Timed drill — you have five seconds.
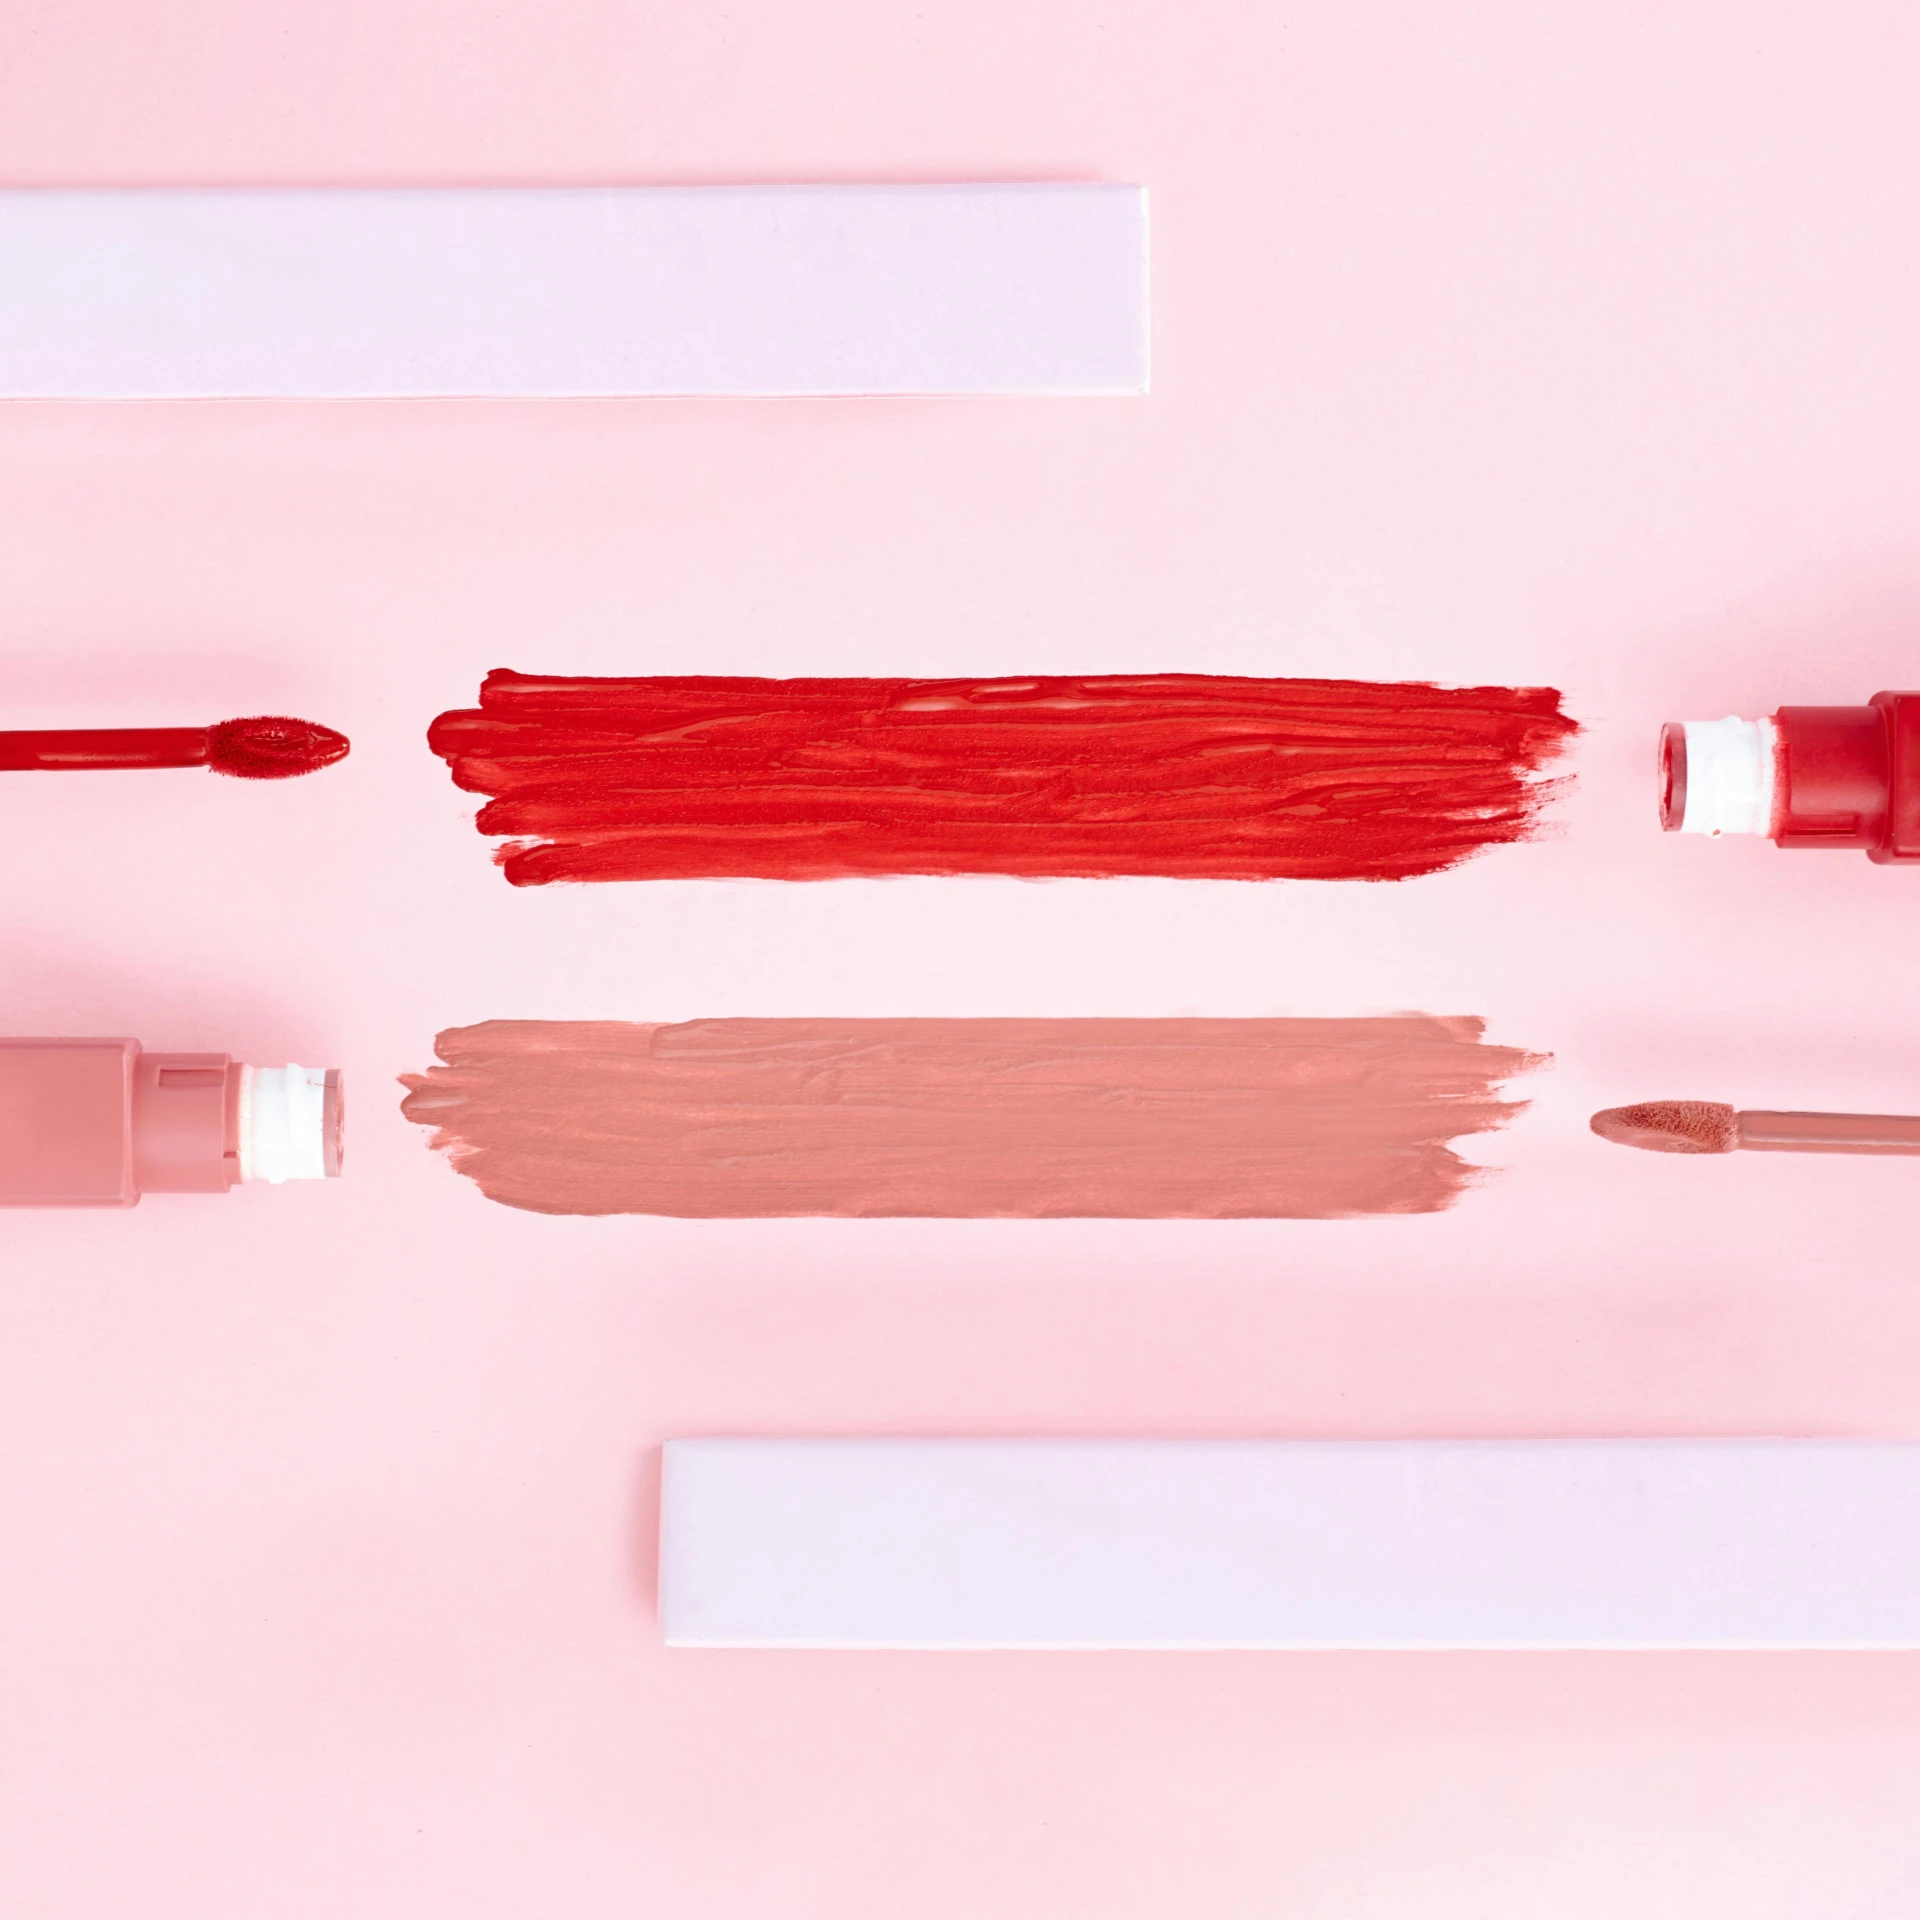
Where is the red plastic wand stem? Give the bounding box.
[0,727,210,771]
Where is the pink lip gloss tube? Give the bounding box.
[0,1039,343,1206]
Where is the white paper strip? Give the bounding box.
[0,185,1148,397]
[660,1438,1920,1649]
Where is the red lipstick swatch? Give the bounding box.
[429,671,1576,885]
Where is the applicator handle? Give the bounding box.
[0,727,208,771]
[1739,1110,1920,1154]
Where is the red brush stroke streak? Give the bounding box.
[428,671,1577,885]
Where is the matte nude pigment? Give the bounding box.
[399,1016,1539,1218]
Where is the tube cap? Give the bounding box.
[1661,717,1775,836]
[241,1064,344,1183]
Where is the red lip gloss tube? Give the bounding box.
[0,1040,343,1206]
[1659,693,1920,863]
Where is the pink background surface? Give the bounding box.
[4,2,1920,1913]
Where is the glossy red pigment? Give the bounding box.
[0,716,348,779]
[429,671,1577,885]
[203,716,350,780]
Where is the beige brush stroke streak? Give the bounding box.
[399,1017,1540,1219]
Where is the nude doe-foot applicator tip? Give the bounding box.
[1590,1101,1740,1155]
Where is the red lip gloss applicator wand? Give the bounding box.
[0,715,349,779]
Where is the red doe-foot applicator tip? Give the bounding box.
[203,716,351,779]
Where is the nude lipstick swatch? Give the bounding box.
[399,1016,1540,1218]
[428,671,1576,886]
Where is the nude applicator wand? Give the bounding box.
[0,715,349,779]
[1592,1101,1920,1156]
